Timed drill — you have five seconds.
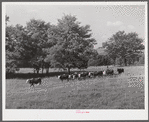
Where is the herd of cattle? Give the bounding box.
[58,68,124,82]
[26,68,124,87]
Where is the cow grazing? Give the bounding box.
[88,71,97,78]
[72,73,78,80]
[58,74,69,82]
[117,68,124,74]
[88,72,94,78]
[92,71,98,77]
[88,71,103,78]
[26,78,42,87]
[103,70,106,75]
[68,74,74,80]
[83,72,89,78]
[78,72,88,80]
[93,71,101,77]
[97,71,103,77]
[106,69,114,75]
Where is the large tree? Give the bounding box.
[6,15,26,73]
[6,18,52,74]
[6,24,32,73]
[104,31,144,66]
[46,15,97,74]
[25,19,51,73]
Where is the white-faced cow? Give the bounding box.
[78,72,89,80]
[88,72,94,78]
[26,78,42,87]
[72,72,79,80]
[58,74,69,82]
[103,70,106,76]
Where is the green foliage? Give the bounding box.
[6,22,26,73]
[23,19,52,73]
[104,31,144,66]
[139,54,144,64]
[6,14,144,74]
[88,54,112,66]
[46,15,97,72]
[6,15,97,74]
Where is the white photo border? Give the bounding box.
[2,1,148,121]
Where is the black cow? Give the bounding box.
[97,71,103,77]
[26,78,42,87]
[83,72,89,77]
[78,72,88,80]
[106,69,114,75]
[89,71,103,78]
[117,68,124,74]
[58,74,69,82]
[92,71,99,78]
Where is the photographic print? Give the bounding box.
[2,1,148,121]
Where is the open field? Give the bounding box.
[6,66,145,109]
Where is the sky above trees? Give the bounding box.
[5,2,146,48]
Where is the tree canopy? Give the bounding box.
[45,15,97,73]
[6,15,144,74]
[6,14,97,74]
[104,31,144,66]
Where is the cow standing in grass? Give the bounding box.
[68,74,74,80]
[26,78,42,87]
[58,74,69,82]
[72,72,79,80]
[78,72,89,80]
[88,72,94,78]
[98,71,103,77]
[92,71,103,77]
[93,71,102,78]
[88,71,103,78]
[117,68,124,74]
[106,69,114,75]
[103,70,106,76]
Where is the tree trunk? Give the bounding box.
[132,58,135,65]
[42,67,44,74]
[119,58,122,66]
[127,58,130,65]
[46,68,49,74]
[33,69,35,74]
[68,67,70,74]
[114,58,116,66]
[124,58,127,66]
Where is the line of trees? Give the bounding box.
[6,14,97,74]
[6,14,144,75]
[88,31,144,67]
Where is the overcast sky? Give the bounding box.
[5,2,146,48]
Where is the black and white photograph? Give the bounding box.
[2,1,148,121]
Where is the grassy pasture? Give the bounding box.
[6,66,145,109]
